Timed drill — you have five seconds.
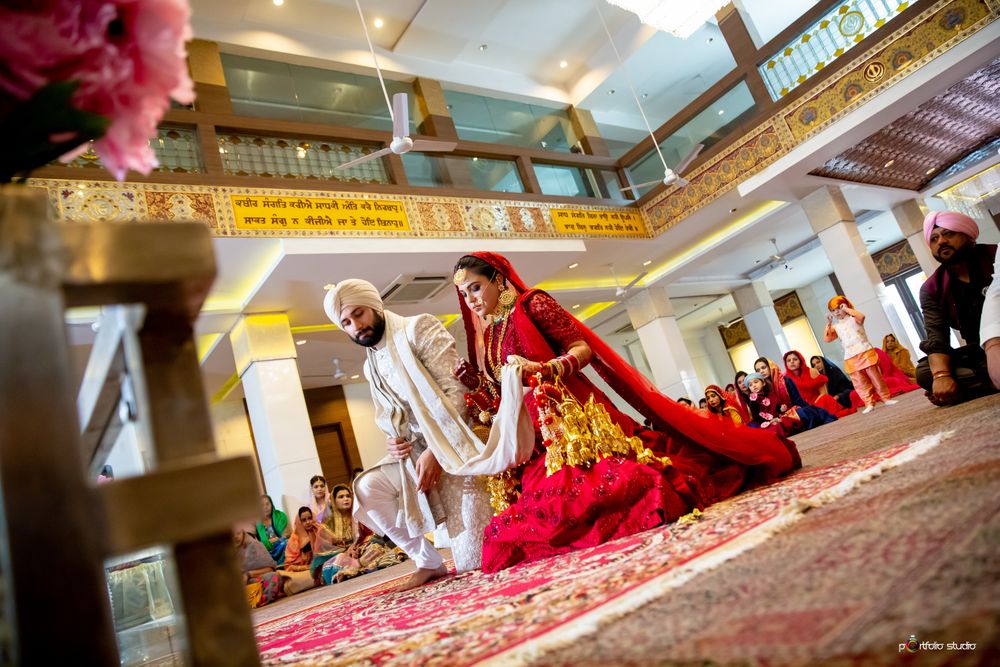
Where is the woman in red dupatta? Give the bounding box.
[453,252,800,572]
[782,350,853,417]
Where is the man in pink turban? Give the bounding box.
[916,210,997,405]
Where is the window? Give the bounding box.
[627,81,757,197]
[443,90,578,152]
[221,54,417,131]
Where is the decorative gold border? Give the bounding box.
[31,179,651,241]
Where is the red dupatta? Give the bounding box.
[783,351,828,402]
[457,252,798,478]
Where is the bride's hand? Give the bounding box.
[453,359,480,388]
[520,361,544,383]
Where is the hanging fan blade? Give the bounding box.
[674,143,704,175]
[392,92,408,138]
[410,139,458,152]
[620,179,665,193]
[675,176,689,187]
[622,271,647,291]
[334,146,393,170]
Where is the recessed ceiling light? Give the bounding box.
[559,60,568,69]
[884,159,895,168]
[323,284,335,290]
[350,374,360,380]
[373,17,384,28]
[641,93,649,99]
[717,109,725,115]
[572,304,581,309]
[729,207,737,213]
[926,167,935,175]
[479,44,488,52]
[643,260,652,266]
[295,339,307,346]
[472,156,478,161]
[568,263,579,269]
[273,0,283,5]
[608,89,616,95]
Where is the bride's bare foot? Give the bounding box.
[397,564,448,591]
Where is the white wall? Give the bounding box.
[342,382,387,469]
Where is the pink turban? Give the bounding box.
[923,210,979,245]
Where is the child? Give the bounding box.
[744,373,799,437]
[824,296,898,414]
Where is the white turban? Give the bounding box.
[323,279,384,324]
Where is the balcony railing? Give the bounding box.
[759,0,912,100]
[217,133,388,184]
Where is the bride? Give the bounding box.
[452,252,801,572]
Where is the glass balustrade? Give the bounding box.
[759,0,912,100]
[217,133,389,184]
[59,126,204,174]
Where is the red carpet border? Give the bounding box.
[254,432,947,666]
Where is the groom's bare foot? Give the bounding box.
[397,564,448,591]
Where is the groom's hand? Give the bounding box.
[386,436,412,460]
[415,449,443,492]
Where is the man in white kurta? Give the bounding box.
[324,279,494,589]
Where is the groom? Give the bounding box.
[324,279,492,590]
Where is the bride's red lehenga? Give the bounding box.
[459,253,801,573]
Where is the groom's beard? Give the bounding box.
[352,313,386,348]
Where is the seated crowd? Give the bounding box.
[234,475,408,608]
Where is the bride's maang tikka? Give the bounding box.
[453,268,468,285]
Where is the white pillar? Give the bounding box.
[796,277,844,365]
[733,281,789,363]
[891,199,939,277]
[230,313,321,518]
[625,287,700,400]
[803,186,910,346]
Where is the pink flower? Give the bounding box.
[0,0,194,180]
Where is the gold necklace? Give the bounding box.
[485,310,510,382]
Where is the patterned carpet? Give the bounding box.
[251,391,1000,665]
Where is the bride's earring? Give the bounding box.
[497,280,516,308]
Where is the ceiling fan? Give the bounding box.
[592,0,702,196]
[303,357,348,382]
[335,1,456,171]
[621,143,703,193]
[609,264,648,301]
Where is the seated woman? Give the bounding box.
[875,347,920,396]
[782,350,853,417]
[307,475,335,530]
[284,507,340,586]
[882,333,917,382]
[452,252,800,572]
[704,384,747,424]
[809,356,854,409]
[255,494,291,565]
[232,527,284,608]
[753,357,837,428]
[319,485,407,585]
